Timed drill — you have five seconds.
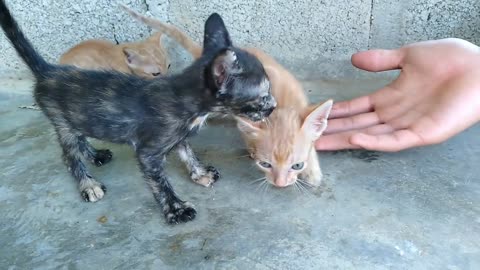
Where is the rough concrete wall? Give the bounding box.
[0,0,479,79]
[0,0,149,75]
[370,0,480,49]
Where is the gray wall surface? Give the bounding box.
[0,0,479,79]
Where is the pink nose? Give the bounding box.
[273,179,289,188]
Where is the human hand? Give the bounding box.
[316,38,480,152]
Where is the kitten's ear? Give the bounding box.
[236,117,262,137]
[301,99,333,140]
[123,48,145,68]
[211,49,242,94]
[203,13,232,54]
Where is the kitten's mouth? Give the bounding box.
[246,113,263,122]
[243,107,275,122]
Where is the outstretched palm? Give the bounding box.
[316,38,480,152]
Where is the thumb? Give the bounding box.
[351,49,405,72]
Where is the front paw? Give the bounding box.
[93,149,113,167]
[80,178,106,202]
[164,201,197,224]
[191,165,220,187]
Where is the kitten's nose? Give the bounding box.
[274,181,288,188]
[272,168,293,187]
[273,174,289,188]
[261,96,276,117]
[266,95,277,109]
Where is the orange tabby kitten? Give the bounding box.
[19,30,170,110]
[121,5,333,188]
[59,32,169,78]
[236,51,333,188]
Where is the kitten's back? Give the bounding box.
[59,40,129,72]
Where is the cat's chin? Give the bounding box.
[237,112,264,122]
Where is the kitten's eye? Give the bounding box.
[291,162,304,170]
[258,161,272,169]
[168,64,171,69]
[152,72,161,76]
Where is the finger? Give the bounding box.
[325,112,381,134]
[329,96,373,119]
[316,125,392,151]
[350,129,424,152]
[315,133,361,151]
[351,49,405,72]
[364,124,395,135]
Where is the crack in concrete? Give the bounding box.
[142,0,150,12]
[367,0,374,49]
[112,23,119,45]
[166,0,171,23]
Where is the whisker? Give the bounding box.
[253,176,267,182]
[296,180,307,196]
[293,182,301,194]
[264,117,271,128]
[256,179,267,196]
[250,176,267,185]
[297,179,314,197]
[298,179,314,188]
[261,181,270,197]
[254,180,266,193]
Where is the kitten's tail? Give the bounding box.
[0,0,50,76]
[120,4,202,59]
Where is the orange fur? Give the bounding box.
[236,51,332,187]
[121,6,333,187]
[59,32,169,78]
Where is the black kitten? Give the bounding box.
[0,1,276,224]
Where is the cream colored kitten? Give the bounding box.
[122,6,333,188]
[60,32,169,78]
[236,48,333,188]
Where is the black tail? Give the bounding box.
[0,0,50,76]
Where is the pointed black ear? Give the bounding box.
[211,49,242,94]
[203,13,232,53]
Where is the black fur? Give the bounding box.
[0,1,276,224]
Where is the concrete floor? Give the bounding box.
[1,77,479,270]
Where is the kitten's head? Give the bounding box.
[202,13,276,122]
[236,100,333,187]
[122,32,170,78]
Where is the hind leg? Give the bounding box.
[77,135,113,167]
[55,125,106,202]
[176,140,219,187]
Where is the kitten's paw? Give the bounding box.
[93,149,113,167]
[80,178,106,202]
[206,165,220,182]
[164,201,197,224]
[191,165,220,187]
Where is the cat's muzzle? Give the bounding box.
[243,95,277,121]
